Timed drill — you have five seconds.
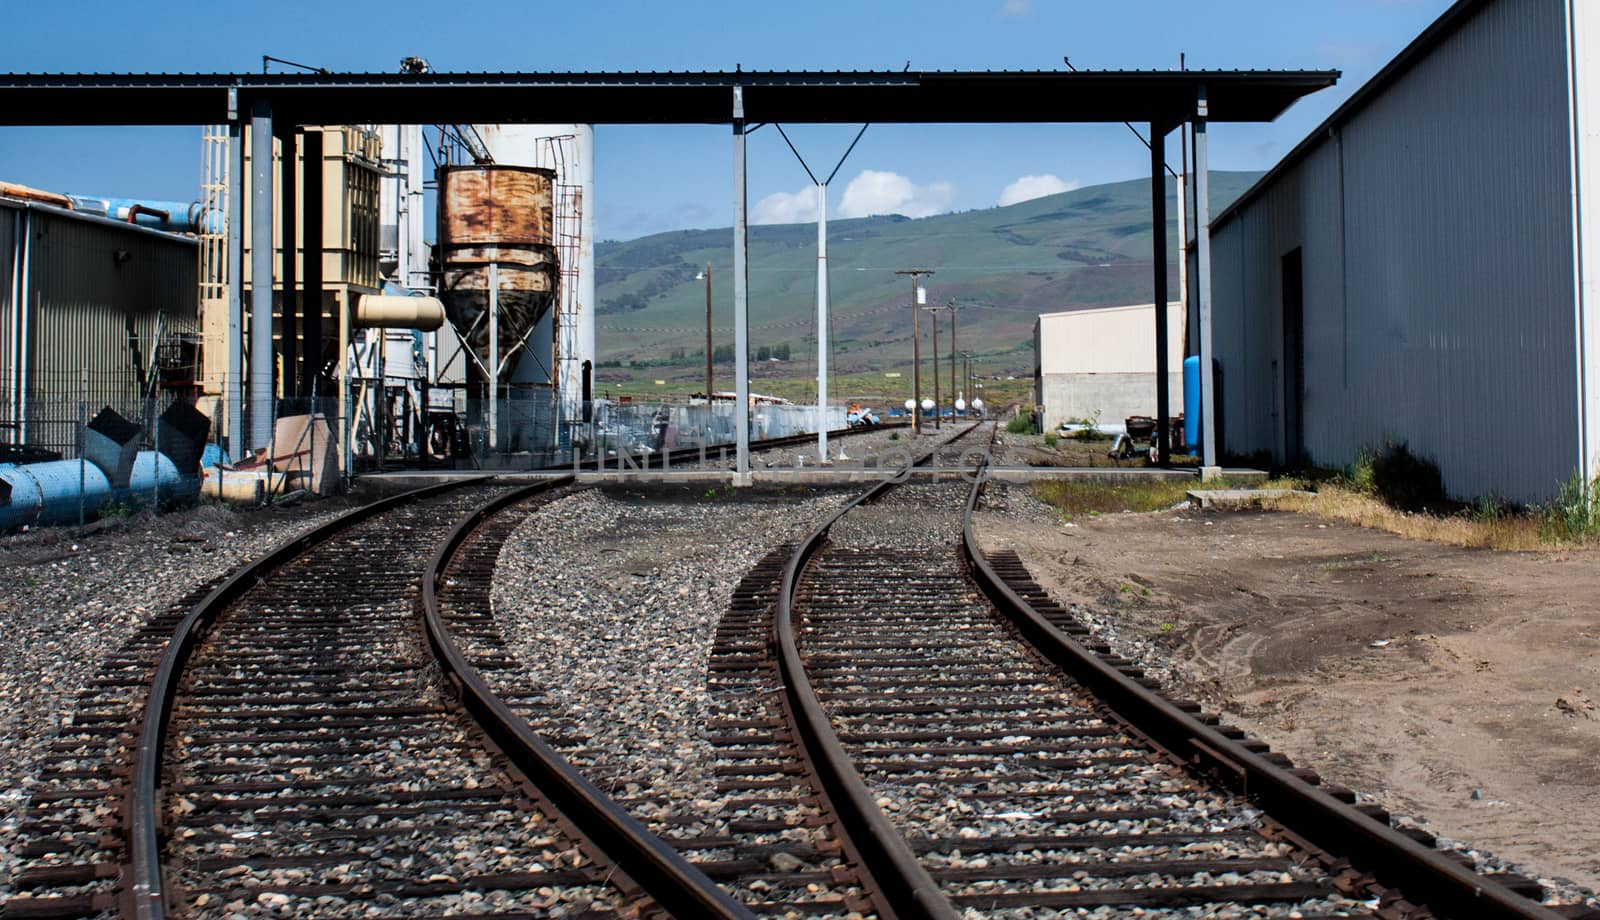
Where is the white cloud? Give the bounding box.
[751,186,821,225]
[998,173,1081,207]
[999,0,1032,16]
[837,170,957,219]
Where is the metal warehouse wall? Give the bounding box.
[1,209,14,444]
[1211,0,1578,503]
[1571,2,1600,493]
[1,201,198,456]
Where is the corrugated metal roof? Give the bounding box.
[0,69,1338,127]
[0,198,199,245]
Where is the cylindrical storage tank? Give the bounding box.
[436,165,559,381]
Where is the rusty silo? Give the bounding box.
[435,165,559,384]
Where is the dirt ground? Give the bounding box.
[978,498,1600,896]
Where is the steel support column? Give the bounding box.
[227,118,244,455]
[278,125,298,400]
[1151,122,1170,465]
[249,99,274,450]
[732,86,751,483]
[816,183,829,461]
[302,128,324,399]
[1195,87,1218,470]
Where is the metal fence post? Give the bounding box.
[77,368,86,530]
[152,394,161,513]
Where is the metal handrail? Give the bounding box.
[419,479,754,920]
[959,463,1561,920]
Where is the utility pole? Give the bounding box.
[895,269,933,434]
[703,262,713,405]
[926,303,942,431]
[948,300,958,409]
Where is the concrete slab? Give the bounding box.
[365,466,1271,490]
[1187,488,1314,510]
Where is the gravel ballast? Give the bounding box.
[490,485,848,804]
[0,499,354,893]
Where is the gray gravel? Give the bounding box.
[490,484,849,810]
[0,500,351,893]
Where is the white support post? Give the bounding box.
[1196,85,1220,475]
[249,99,274,450]
[816,182,829,461]
[732,86,751,484]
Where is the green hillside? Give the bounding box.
[594,171,1259,399]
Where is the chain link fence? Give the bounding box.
[2,371,847,528]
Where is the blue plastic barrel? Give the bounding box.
[1184,356,1201,456]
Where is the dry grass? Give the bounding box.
[1033,476,1247,519]
[1034,475,1563,552]
[1259,484,1551,551]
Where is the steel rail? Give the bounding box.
[124,476,495,920]
[958,461,1563,920]
[557,420,910,472]
[771,421,983,920]
[419,479,755,920]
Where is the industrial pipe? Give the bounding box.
[0,181,71,208]
[355,293,446,330]
[0,451,196,531]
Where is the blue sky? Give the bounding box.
[0,0,1454,241]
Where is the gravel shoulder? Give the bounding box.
[490,484,852,812]
[974,482,1600,902]
[0,495,366,889]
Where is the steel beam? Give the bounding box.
[278,125,298,400]
[227,119,244,455]
[732,86,750,483]
[302,128,323,399]
[1151,123,1170,465]
[249,99,274,450]
[1195,87,1218,470]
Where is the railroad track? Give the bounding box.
[4,478,746,919]
[5,419,1581,918]
[753,426,1575,918]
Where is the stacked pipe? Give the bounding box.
[0,404,208,531]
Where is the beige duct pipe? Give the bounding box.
[354,294,446,330]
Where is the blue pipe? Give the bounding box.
[0,451,197,531]
[64,194,224,235]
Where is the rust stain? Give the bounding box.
[438,165,556,248]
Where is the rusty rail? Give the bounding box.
[124,476,494,920]
[419,478,755,920]
[770,422,983,919]
[959,459,1563,920]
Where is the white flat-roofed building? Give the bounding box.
[1033,302,1183,433]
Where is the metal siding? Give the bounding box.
[1211,0,1575,502]
[26,209,198,456]
[0,204,14,444]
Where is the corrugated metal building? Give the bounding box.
[2,199,199,457]
[1034,302,1184,432]
[1209,0,1599,503]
